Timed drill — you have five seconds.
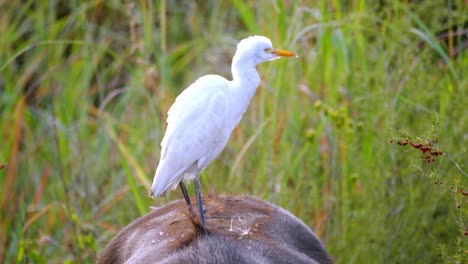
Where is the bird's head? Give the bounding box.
[234,36,298,66]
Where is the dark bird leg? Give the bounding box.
[194,177,206,225]
[179,182,196,219]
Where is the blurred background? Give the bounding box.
[1,0,467,263]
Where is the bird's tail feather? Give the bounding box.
[150,163,187,199]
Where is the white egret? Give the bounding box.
[150,36,298,224]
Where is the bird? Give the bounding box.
[150,36,298,225]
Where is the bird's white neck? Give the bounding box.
[231,57,261,100]
[227,57,261,123]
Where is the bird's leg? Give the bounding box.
[179,182,196,219]
[194,177,206,225]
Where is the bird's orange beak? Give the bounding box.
[271,48,299,58]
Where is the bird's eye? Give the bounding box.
[264,48,271,53]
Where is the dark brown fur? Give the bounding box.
[97,195,332,264]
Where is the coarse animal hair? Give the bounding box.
[97,195,333,264]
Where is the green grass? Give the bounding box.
[1,0,467,263]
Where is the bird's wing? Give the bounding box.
[162,75,231,159]
[152,75,232,195]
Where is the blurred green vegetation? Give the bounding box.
[1,0,467,263]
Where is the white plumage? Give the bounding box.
[152,75,233,195]
[150,36,297,223]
